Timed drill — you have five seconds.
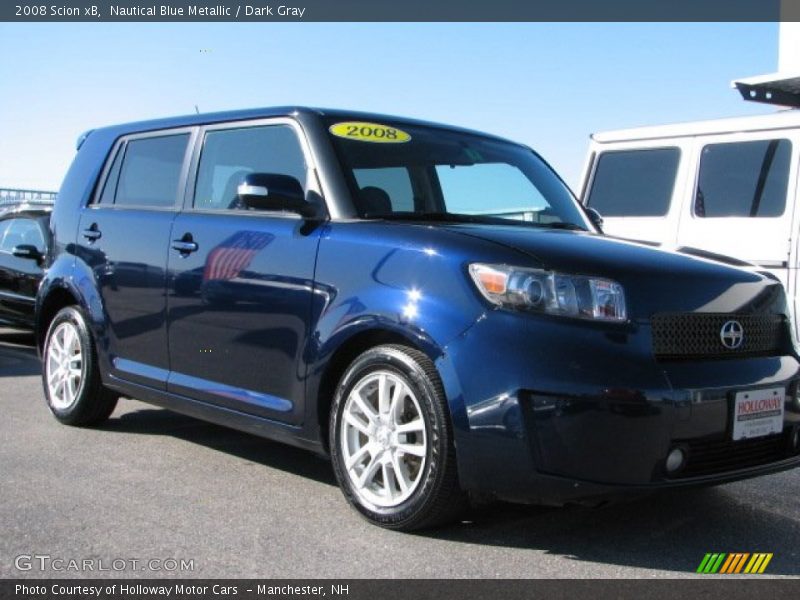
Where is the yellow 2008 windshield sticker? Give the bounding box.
[329,122,411,143]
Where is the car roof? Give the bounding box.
[591,109,800,143]
[0,201,54,219]
[82,106,520,147]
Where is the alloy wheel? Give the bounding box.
[45,321,84,410]
[340,370,428,507]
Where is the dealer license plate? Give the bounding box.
[732,388,784,441]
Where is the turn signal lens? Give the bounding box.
[472,265,508,295]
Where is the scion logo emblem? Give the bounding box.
[720,320,744,350]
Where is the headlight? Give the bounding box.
[468,263,627,322]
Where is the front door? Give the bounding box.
[166,121,323,425]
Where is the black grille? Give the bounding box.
[651,313,786,360]
[669,431,790,479]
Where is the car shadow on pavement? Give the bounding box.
[424,485,800,576]
[104,403,800,576]
[102,407,338,487]
[0,329,40,377]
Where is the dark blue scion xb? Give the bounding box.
[37,107,800,529]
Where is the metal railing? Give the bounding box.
[0,188,57,205]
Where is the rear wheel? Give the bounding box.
[42,306,118,426]
[330,344,466,530]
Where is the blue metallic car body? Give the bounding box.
[37,107,800,505]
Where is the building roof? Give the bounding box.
[733,71,800,108]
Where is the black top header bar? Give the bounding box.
[0,0,791,22]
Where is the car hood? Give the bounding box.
[440,224,786,319]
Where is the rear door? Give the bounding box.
[76,129,194,389]
[165,119,323,425]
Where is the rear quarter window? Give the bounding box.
[96,143,125,205]
[587,147,680,217]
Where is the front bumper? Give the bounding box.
[491,455,800,506]
[437,311,800,504]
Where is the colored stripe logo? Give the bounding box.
[697,553,773,574]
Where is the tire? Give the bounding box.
[42,306,118,426]
[330,344,466,530]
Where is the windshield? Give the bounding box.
[326,118,589,229]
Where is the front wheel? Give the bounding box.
[42,306,118,426]
[330,344,466,530]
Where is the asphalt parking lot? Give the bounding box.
[1,328,798,579]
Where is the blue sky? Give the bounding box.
[0,22,779,191]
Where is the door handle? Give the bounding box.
[82,225,102,241]
[171,239,198,254]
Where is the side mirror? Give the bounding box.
[585,207,604,232]
[236,173,313,217]
[12,244,43,263]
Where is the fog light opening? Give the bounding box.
[665,447,687,474]
[792,428,800,454]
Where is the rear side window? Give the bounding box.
[695,139,791,218]
[114,134,189,208]
[587,148,680,217]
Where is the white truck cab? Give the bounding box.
[580,109,800,337]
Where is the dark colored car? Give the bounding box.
[0,201,52,329]
[37,107,800,530]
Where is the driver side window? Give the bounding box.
[193,124,307,211]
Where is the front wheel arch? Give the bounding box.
[315,327,442,454]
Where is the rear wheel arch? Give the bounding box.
[37,286,79,352]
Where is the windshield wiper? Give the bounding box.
[365,212,498,224]
[533,221,588,231]
[366,212,588,231]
